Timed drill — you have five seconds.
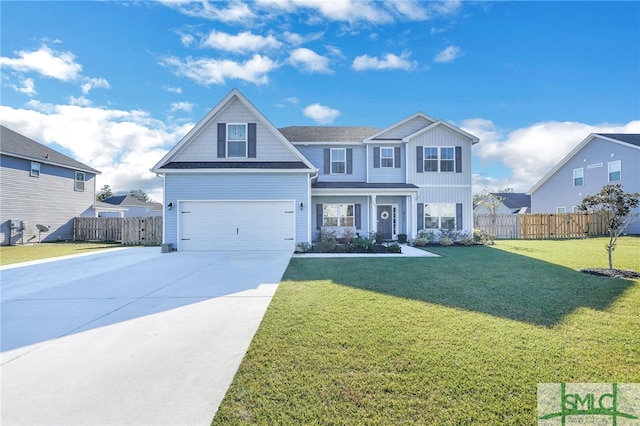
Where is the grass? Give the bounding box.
[0,242,122,266]
[212,237,640,425]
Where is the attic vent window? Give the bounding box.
[31,161,40,177]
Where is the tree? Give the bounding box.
[473,187,514,237]
[128,189,151,202]
[96,184,113,201]
[579,184,640,270]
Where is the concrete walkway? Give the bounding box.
[293,243,440,258]
[1,247,291,426]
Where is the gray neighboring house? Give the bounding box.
[0,125,100,245]
[474,193,531,214]
[528,133,640,234]
[98,195,162,217]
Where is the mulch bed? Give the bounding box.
[580,268,640,279]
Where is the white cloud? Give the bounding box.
[159,54,278,86]
[0,45,82,81]
[163,85,182,94]
[0,103,192,202]
[200,30,282,53]
[160,0,256,23]
[282,31,324,46]
[81,77,110,94]
[10,78,37,96]
[287,96,300,104]
[462,118,640,192]
[288,48,332,73]
[303,103,340,124]
[69,96,92,106]
[180,33,195,47]
[387,0,429,20]
[170,101,194,112]
[434,45,463,63]
[352,50,417,71]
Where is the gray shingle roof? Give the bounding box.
[279,126,381,143]
[596,133,640,147]
[160,161,310,169]
[103,195,162,209]
[0,125,100,173]
[490,193,531,209]
[313,182,419,189]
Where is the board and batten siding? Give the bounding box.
[373,116,433,140]
[531,136,640,234]
[296,145,366,182]
[164,173,311,247]
[173,98,300,163]
[0,155,96,245]
[367,145,405,183]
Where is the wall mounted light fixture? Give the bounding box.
[167,202,173,210]
[299,202,304,211]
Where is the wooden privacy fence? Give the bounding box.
[473,212,609,239]
[74,217,162,245]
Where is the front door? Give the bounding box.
[377,205,393,241]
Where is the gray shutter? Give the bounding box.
[455,146,462,173]
[324,149,330,174]
[456,203,463,230]
[355,204,361,229]
[394,147,401,168]
[417,203,424,231]
[416,146,423,173]
[346,148,353,174]
[316,204,323,230]
[217,123,226,158]
[373,147,380,168]
[248,123,257,158]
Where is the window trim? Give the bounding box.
[226,123,248,158]
[330,148,346,174]
[74,171,85,192]
[423,203,456,230]
[322,203,354,227]
[423,147,455,173]
[30,161,40,177]
[608,160,621,182]
[573,167,584,187]
[557,207,566,214]
[380,147,394,168]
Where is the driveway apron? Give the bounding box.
[0,247,291,426]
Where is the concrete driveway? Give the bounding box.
[1,247,292,426]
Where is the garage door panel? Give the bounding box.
[179,201,295,251]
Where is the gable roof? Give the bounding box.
[102,195,162,209]
[363,112,479,144]
[528,133,640,194]
[152,88,316,173]
[491,192,531,209]
[280,126,380,143]
[0,125,100,174]
[364,112,437,142]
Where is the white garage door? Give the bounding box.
[178,200,296,251]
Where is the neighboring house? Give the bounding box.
[97,195,162,217]
[0,125,100,245]
[152,89,479,251]
[82,201,129,218]
[528,133,640,234]
[474,193,531,214]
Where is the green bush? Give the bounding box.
[412,230,435,247]
[439,236,454,246]
[473,229,494,245]
[387,243,402,253]
[397,234,407,244]
[315,232,337,253]
[351,236,375,253]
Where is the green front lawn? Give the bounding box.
[0,242,122,266]
[213,237,640,425]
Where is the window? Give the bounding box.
[380,147,394,168]
[424,203,456,229]
[573,167,584,186]
[227,124,247,157]
[323,204,354,226]
[608,160,621,182]
[331,148,346,174]
[557,207,566,213]
[75,171,85,192]
[30,162,40,177]
[424,147,455,172]
[573,206,581,213]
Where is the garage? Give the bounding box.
[178,200,296,251]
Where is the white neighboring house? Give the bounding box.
[473,193,531,215]
[528,133,640,234]
[98,195,162,218]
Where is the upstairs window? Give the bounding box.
[608,160,621,182]
[323,204,354,226]
[380,147,394,168]
[573,168,584,186]
[31,162,40,177]
[423,147,456,172]
[331,148,346,174]
[424,147,439,172]
[75,171,85,192]
[227,124,247,158]
[440,147,455,172]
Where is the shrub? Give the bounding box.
[315,231,337,253]
[412,230,435,247]
[439,236,454,246]
[295,242,311,253]
[473,229,494,245]
[371,232,385,245]
[339,228,355,244]
[397,234,408,244]
[351,236,375,253]
[387,243,402,253]
[460,233,475,246]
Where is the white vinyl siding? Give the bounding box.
[227,123,247,158]
[608,160,621,182]
[573,167,584,186]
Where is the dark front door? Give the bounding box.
[377,205,393,241]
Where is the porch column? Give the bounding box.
[405,196,411,239]
[370,195,377,234]
[411,193,418,239]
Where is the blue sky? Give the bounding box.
[1,1,638,201]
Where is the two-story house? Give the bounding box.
[528,133,640,234]
[0,125,100,245]
[152,89,479,251]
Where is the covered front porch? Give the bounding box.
[310,182,419,242]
